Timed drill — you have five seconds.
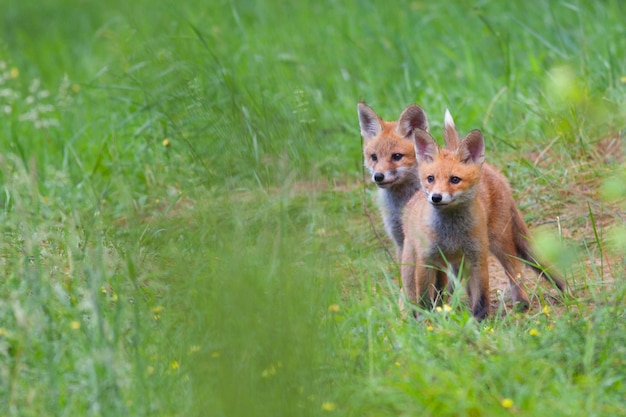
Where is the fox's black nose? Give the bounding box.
[431,194,443,203]
[374,173,385,183]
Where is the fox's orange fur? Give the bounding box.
[359,104,566,316]
[401,111,567,318]
[358,102,427,261]
[402,127,492,318]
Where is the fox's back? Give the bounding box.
[478,164,527,242]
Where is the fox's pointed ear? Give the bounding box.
[443,108,461,150]
[413,129,438,163]
[358,102,383,140]
[457,130,485,165]
[396,104,429,138]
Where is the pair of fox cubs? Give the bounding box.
[358,102,566,319]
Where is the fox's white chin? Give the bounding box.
[430,201,451,208]
[375,181,396,189]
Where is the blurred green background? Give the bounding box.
[0,0,624,416]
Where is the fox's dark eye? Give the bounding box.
[427,175,435,183]
[392,153,403,161]
[450,176,461,184]
[371,153,378,162]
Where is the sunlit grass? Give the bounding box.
[0,0,624,416]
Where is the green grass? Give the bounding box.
[1,0,625,415]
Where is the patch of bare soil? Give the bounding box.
[486,256,561,313]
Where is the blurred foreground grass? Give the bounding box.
[0,0,625,415]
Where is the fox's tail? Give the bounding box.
[511,207,567,292]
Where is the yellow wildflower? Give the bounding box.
[501,398,514,408]
[70,321,81,330]
[321,402,336,412]
[435,304,452,313]
[261,364,277,378]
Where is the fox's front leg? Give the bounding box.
[434,270,448,307]
[400,241,417,304]
[467,255,490,320]
[415,263,437,312]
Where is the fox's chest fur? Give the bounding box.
[379,176,419,249]
[421,203,483,263]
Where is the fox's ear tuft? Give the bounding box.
[358,102,383,139]
[413,129,438,163]
[457,129,485,165]
[443,108,461,150]
[397,104,429,138]
[444,108,454,127]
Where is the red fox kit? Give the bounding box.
[440,111,566,308]
[402,126,492,318]
[358,102,428,261]
[402,112,566,318]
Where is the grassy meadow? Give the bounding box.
[1,0,625,415]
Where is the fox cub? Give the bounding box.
[402,124,492,318]
[358,102,428,261]
[401,111,566,319]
